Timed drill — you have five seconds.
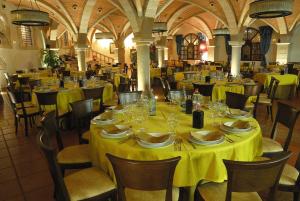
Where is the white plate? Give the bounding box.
[102,125,130,135]
[190,130,224,145]
[91,118,115,125]
[108,106,125,113]
[137,135,174,148]
[101,128,132,139]
[226,109,251,119]
[189,135,224,145]
[220,121,252,133]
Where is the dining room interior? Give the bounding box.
[0,0,300,201]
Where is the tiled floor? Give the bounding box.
[0,91,299,201]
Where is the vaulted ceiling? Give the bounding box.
[5,0,300,41]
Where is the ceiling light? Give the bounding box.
[209,0,215,6]
[249,0,293,18]
[11,0,49,26]
[72,4,78,10]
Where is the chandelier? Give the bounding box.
[95,32,114,39]
[11,0,49,26]
[249,0,293,18]
[212,28,230,36]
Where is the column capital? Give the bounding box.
[229,41,245,47]
[276,42,290,46]
[133,33,153,46]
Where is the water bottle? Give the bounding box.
[149,89,156,116]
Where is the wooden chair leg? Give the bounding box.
[294,192,300,201]
[24,117,29,136]
[270,105,274,121]
[15,116,18,134]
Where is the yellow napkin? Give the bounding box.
[229,120,250,129]
[103,125,128,134]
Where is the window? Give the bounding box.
[18,25,33,48]
[180,33,200,60]
[241,28,261,61]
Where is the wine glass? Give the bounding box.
[167,114,178,134]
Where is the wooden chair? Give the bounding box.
[130,68,138,91]
[69,99,93,144]
[18,77,31,92]
[119,91,142,105]
[258,77,280,121]
[29,79,41,91]
[225,92,249,110]
[16,70,24,74]
[41,111,92,173]
[106,154,181,201]
[159,77,169,101]
[62,70,70,77]
[243,83,263,118]
[193,83,214,100]
[82,86,105,114]
[197,152,291,201]
[37,132,116,201]
[85,70,96,79]
[7,87,39,136]
[262,101,300,154]
[35,90,70,130]
[161,67,168,79]
[278,153,300,201]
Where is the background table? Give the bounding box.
[254,73,299,99]
[90,103,262,188]
[177,80,244,102]
[32,83,113,115]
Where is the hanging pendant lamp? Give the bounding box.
[249,0,293,18]
[11,0,49,26]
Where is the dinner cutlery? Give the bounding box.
[185,139,196,149]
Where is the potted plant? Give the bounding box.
[42,49,62,68]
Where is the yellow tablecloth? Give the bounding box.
[32,83,114,114]
[177,80,244,102]
[90,103,262,188]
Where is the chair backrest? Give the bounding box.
[37,132,70,201]
[225,92,249,110]
[269,78,280,101]
[18,77,30,86]
[243,83,263,118]
[70,99,93,142]
[118,83,131,93]
[62,70,70,77]
[119,91,142,105]
[161,67,168,77]
[193,83,214,97]
[224,152,291,201]
[106,154,180,201]
[270,101,300,151]
[16,70,24,74]
[41,111,64,150]
[82,86,105,100]
[29,79,42,90]
[35,91,58,115]
[85,70,96,79]
[29,68,37,73]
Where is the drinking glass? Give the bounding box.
[167,114,178,134]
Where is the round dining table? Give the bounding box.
[89,102,262,201]
[177,80,245,102]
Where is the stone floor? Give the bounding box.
[0,90,299,201]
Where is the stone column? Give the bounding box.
[115,37,126,66]
[75,48,87,71]
[164,47,169,60]
[276,43,290,65]
[134,37,152,93]
[157,47,165,68]
[229,41,245,76]
[207,45,215,62]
